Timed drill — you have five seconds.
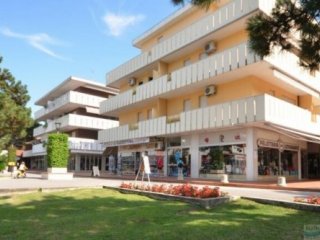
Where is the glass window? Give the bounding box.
[167,148,190,177]
[199,95,207,108]
[258,148,298,176]
[147,109,152,120]
[183,99,191,112]
[167,137,181,147]
[137,112,144,122]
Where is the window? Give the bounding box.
[199,95,207,108]
[183,59,192,67]
[183,99,191,112]
[137,112,144,122]
[147,109,152,120]
[148,76,153,82]
[157,35,164,43]
[199,52,208,60]
[138,81,143,86]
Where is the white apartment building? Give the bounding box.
[98,0,320,181]
[23,76,119,173]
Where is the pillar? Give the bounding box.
[298,148,302,180]
[75,154,80,172]
[190,134,199,178]
[246,128,258,181]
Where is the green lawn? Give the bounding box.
[0,188,318,240]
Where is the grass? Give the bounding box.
[0,188,319,240]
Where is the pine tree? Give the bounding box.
[172,0,320,73]
[0,56,33,150]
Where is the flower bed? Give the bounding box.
[120,183,226,198]
[294,195,320,205]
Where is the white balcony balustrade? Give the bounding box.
[101,42,260,114]
[99,94,320,144]
[33,114,118,137]
[107,0,275,84]
[68,137,106,152]
[34,91,107,120]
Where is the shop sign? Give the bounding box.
[105,137,150,147]
[257,138,299,151]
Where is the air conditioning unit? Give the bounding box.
[204,41,216,54]
[205,85,216,96]
[155,141,164,150]
[128,77,136,86]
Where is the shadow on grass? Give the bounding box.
[0,188,318,240]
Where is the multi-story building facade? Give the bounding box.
[99,0,320,181]
[23,76,119,173]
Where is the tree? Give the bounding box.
[247,0,320,73]
[172,0,320,73]
[0,56,33,150]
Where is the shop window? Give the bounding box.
[167,137,181,147]
[199,145,246,176]
[258,148,298,176]
[167,148,191,177]
[80,156,85,170]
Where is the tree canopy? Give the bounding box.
[172,0,320,73]
[0,56,33,150]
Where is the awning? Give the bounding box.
[264,123,320,144]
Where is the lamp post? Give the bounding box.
[55,121,61,133]
[277,139,286,186]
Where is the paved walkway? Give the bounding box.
[0,173,319,203]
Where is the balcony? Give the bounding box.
[107,0,275,85]
[101,42,260,115]
[98,94,320,144]
[68,137,106,153]
[101,40,319,116]
[34,91,107,121]
[33,114,119,137]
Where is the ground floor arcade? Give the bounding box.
[113,127,320,181]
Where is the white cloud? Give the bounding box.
[0,27,66,60]
[102,13,144,36]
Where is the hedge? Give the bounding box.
[7,146,16,164]
[47,133,69,168]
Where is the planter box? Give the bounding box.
[210,169,225,174]
[42,168,73,180]
[47,168,68,174]
[103,186,238,209]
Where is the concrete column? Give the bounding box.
[163,150,168,177]
[101,156,106,172]
[75,154,80,172]
[298,148,302,180]
[190,134,199,178]
[246,128,258,181]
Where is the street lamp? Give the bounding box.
[278,139,284,176]
[55,121,61,133]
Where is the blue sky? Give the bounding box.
[0,0,180,114]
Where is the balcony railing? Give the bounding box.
[99,94,320,144]
[35,91,107,120]
[33,114,119,137]
[107,0,275,84]
[101,42,260,114]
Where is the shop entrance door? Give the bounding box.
[308,153,320,179]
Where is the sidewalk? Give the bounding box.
[0,173,319,205]
[73,171,320,192]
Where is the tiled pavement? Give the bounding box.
[0,172,319,203]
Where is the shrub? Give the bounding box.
[7,146,16,164]
[47,133,69,168]
[120,183,226,199]
[0,160,6,171]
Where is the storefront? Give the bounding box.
[257,139,299,179]
[116,137,165,176]
[167,137,191,177]
[198,130,247,180]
